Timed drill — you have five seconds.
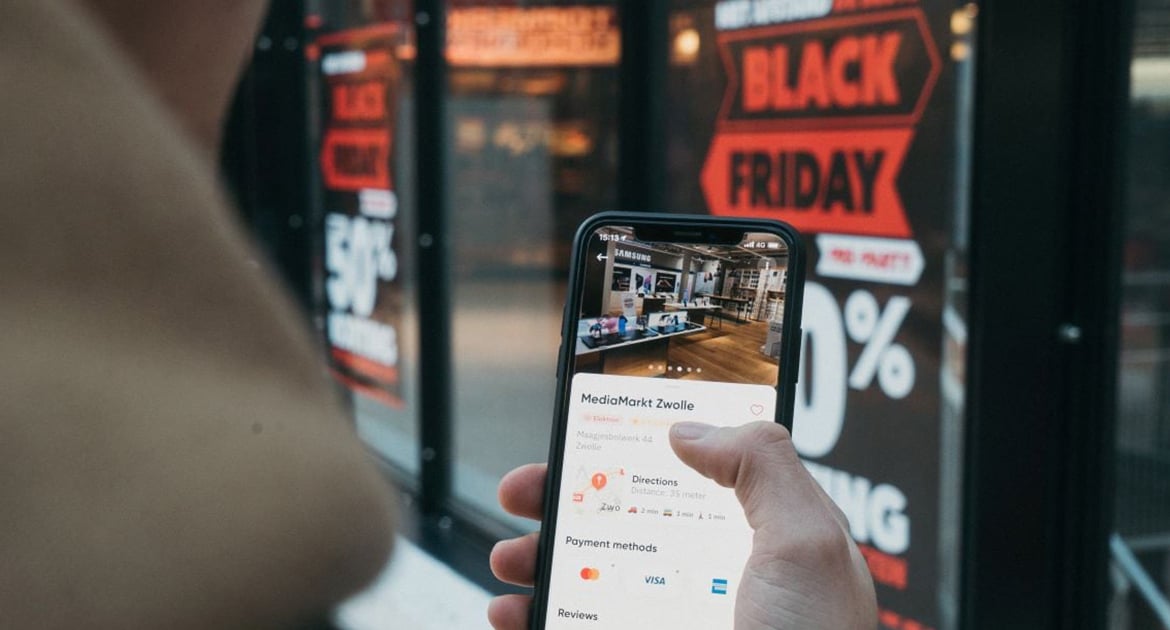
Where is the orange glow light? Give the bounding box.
[447,7,620,68]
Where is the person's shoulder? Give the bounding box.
[0,2,394,627]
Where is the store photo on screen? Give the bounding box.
[573,226,792,387]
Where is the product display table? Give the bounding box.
[706,296,752,323]
[574,322,706,375]
[663,303,722,327]
[576,322,705,355]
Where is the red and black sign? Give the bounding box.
[702,7,940,240]
[702,128,913,237]
[321,128,393,192]
[672,1,966,628]
[717,10,940,128]
[312,25,406,409]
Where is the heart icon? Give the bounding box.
[750,404,764,416]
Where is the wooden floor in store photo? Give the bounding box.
[670,319,780,386]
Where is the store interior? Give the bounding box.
[574,235,790,386]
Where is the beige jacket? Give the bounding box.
[0,1,394,627]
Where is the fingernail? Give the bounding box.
[671,422,714,440]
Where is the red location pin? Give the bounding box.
[591,473,607,490]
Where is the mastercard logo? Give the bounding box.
[579,567,601,581]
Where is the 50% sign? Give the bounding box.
[793,283,917,458]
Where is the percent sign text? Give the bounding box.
[844,291,915,399]
[793,284,918,459]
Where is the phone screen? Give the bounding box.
[540,222,797,629]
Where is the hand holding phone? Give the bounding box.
[489,213,874,630]
[487,421,877,630]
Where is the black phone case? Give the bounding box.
[530,211,807,629]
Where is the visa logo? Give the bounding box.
[644,575,667,585]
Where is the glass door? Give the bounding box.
[306,0,423,476]
[443,0,622,526]
[1109,1,1170,626]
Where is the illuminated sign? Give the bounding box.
[447,7,620,67]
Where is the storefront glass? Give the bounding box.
[445,0,622,526]
[1108,1,1170,625]
[662,1,975,628]
[307,0,423,475]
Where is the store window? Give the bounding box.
[445,0,622,527]
[1108,1,1170,626]
[306,0,423,475]
[661,2,975,628]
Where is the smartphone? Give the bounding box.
[532,212,806,629]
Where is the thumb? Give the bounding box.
[669,421,824,533]
[671,422,878,629]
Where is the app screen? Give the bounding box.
[544,226,792,629]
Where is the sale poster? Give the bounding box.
[669,1,968,628]
[312,26,405,408]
